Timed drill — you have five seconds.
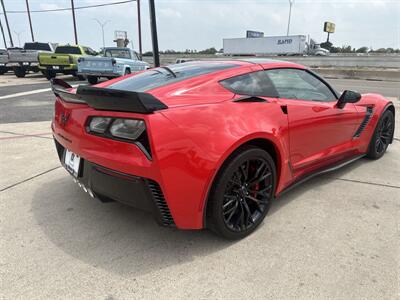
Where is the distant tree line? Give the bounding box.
[320,42,400,54]
[143,47,220,56]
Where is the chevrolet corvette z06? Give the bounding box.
[51,59,395,239]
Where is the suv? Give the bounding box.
[38,45,97,80]
[7,42,55,77]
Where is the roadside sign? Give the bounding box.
[324,22,336,33]
[246,30,264,38]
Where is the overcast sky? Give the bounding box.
[1,0,399,51]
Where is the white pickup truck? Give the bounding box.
[8,42,55,78]
[0,49,10,75]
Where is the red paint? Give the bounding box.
[52,60,394,229]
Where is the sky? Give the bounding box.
[1,0,399,51]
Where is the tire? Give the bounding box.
[76,74,85,81]
[366,109,394,159]
[87,76,98,85]
[0,66,6,75]
[44,70,56,80]
[14,67,26,78]
[207,146,276,239]
[124,68,131,75]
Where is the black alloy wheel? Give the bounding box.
[208,146,276,239]
[367,110,394,159]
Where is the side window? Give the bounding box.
[265,68,337,102]
[220,71,279,97]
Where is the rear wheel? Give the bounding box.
[124,68,131,75]
[14,66,26,78]
[207,146,276,239]
[366,110,394,159]
[0,66,6,75]
[87,76,98,85]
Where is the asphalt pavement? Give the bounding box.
[0,74,399,299]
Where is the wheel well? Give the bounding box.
[386,105,395,143]
[204,137,281,228]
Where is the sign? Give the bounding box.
[246,30,264,38]
[324,22,336,33]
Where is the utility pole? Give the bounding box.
[71,0,78,44]
[137,0,142,58]
[148,0,159,67]
[1,0,13,47]
[25,0,34,42]
[286,0,294,36]
[0,16,7,48]
[94,19,109,50]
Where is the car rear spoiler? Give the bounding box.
[50,78,168,114]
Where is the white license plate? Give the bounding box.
[0,63,4,66]
[64,149,81,177]
[22,62,30,66]
[52,66,60,70]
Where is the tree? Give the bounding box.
[356,47,368,53]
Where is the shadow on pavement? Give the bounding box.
[31,157,372,277]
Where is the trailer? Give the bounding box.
[223,35,329,56]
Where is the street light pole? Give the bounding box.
[71,0,78,44]
[286,0,294,36]
[25,0,35,42]
[137,0,142,58]
[148,0,160,67]
[0,0,13,47]
[14,30,23,47]
[94,19,110,50]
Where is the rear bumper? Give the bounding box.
[78,70,120,77]
[54,138,175,226]
[39,64,76,71]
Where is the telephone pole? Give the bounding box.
[71,0,78,44]
[286,0,294,36]
[0,16,7,48]
[148,0,159,67]
[25,0,34,41]
[0,0,13,47]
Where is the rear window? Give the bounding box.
[24,43,52,51]
[220,71,279,97]
[55,46,82,54]
[105,49,131,59]
[109,62,237,92]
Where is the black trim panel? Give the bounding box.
[353,106,374,138]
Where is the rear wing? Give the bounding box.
[50,78,168,114]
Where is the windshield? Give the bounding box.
[104,49,131,59]
[24,43,52,51]
[55,46,81,54]
[109,62,237,92]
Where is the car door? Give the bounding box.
[264,68,363,176]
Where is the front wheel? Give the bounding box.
[207,146,276,239]
[366,110,394,159]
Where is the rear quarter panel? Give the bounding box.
[149,100,290,228]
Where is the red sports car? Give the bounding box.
[51,60,395,239]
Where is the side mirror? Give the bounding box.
[337,90,361,109]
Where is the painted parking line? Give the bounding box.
[0,84,80,100]
[0,132,52,140]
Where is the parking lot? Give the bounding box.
[1,73,399,299]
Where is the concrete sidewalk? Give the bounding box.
[1,102,399,299]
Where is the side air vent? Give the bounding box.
[147,180,175,226]
[353,107,374,138]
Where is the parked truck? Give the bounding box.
[7,42,55,78]
[38,45,97,80]
[77,47,149,84]
[223,35,329,56]
[0,49,11,75]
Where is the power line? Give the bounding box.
[0,0,136,14]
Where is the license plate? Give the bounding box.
[0,63,4,66]
[53,66,60,70]
[23,62,30,66]
[64,149,81,177]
